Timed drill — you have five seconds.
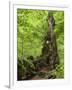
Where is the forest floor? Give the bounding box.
[31,66,49,80]
[26,66,56,80]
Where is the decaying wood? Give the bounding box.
[33,11,59,71]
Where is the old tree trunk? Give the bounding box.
[33,11,59,71]
[42,11,59,69]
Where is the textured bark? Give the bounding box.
[41,11,59,70]
[32,11,59,72]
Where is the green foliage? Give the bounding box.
[54,11,64,64]
[55,64,64,78]
[17,9,64,79]
[17,9,48,59]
